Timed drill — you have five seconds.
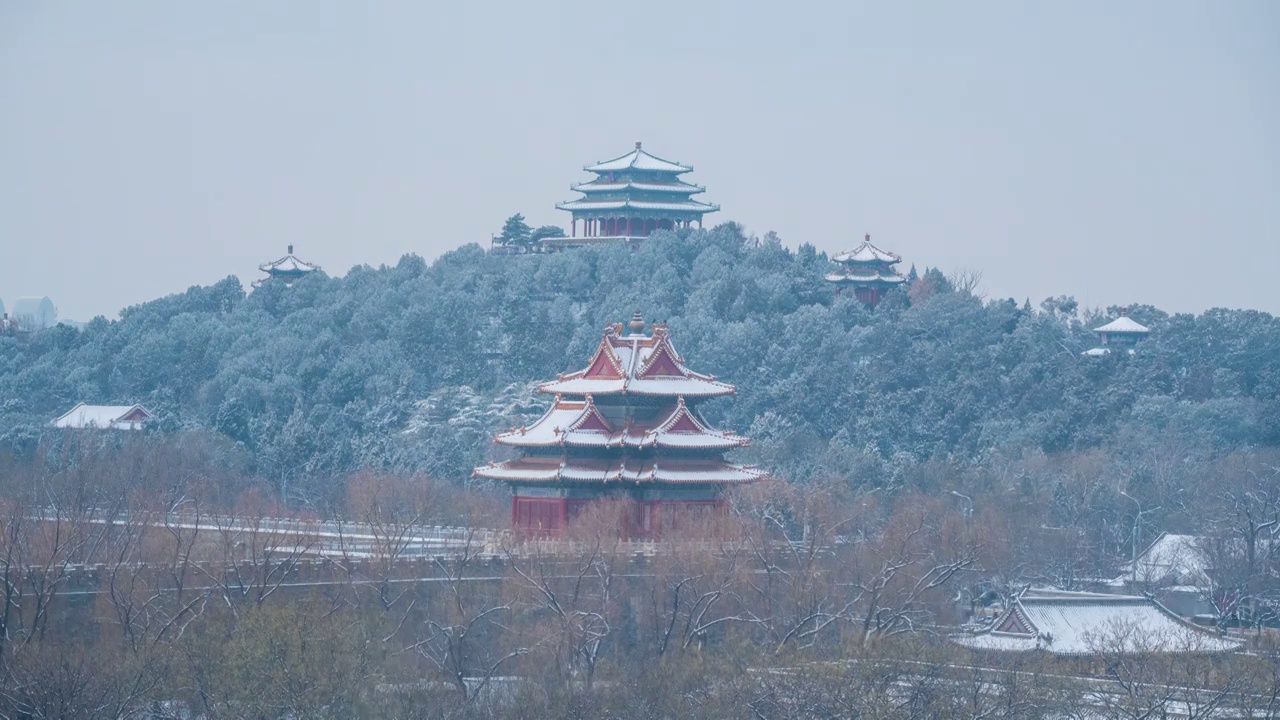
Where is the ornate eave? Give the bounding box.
[497,395,747,450]
[571,179,706,195]
[824,271,907,286]
[258,246,321,275]
[475,456,764,485]
[832,235,903,265]
[555,198,720,214]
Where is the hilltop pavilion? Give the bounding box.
[548,143,719,248]
[825,234,908,308]
[255,245,321,288]
[474,313,764,538]
[1082,310,1151,356]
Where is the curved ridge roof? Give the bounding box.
[539,323,735,398]
[832,235,903,265]
[585,143,692,174]
[259,247,321,274]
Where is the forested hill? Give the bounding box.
[2,225,1278,496]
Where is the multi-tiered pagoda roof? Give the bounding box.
[475,314,763,537]
[825,234,908,307]
[254,245,321,288]
[551,143,720,247]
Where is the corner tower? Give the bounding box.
[474,313,764,538]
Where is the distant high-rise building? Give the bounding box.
[549,142,719,248]
[10,296,58,330]
[824,234,908,308]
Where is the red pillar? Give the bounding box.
[626,217,632,236]
[572,218,577,237]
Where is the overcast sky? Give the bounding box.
[2,1,1277,321]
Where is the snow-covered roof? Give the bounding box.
[52,403,153,430]
[1093,316,1150,334]
[497,396,747,450]
[538,321,735,398]
[823,270,907,285]
[555,198,720,214]
[953,590,1240,655]
[474,456,764,485]
[477,315,764,490]
[1133,533,1211,585]
[258,246,321,276]
[832,235,903,265]
[571,180,705,195]
[1112,533,1218,587]
[584,144,692,174]
[1082,347,1111,357]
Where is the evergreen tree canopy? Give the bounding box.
[2,226,1277,496]
[496,213,533,248]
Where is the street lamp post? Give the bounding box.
[1120,490,1161,588]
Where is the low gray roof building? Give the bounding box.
[953,589,1240,655]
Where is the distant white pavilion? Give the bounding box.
[1083,309,1150,356]
[254,245,321,288]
